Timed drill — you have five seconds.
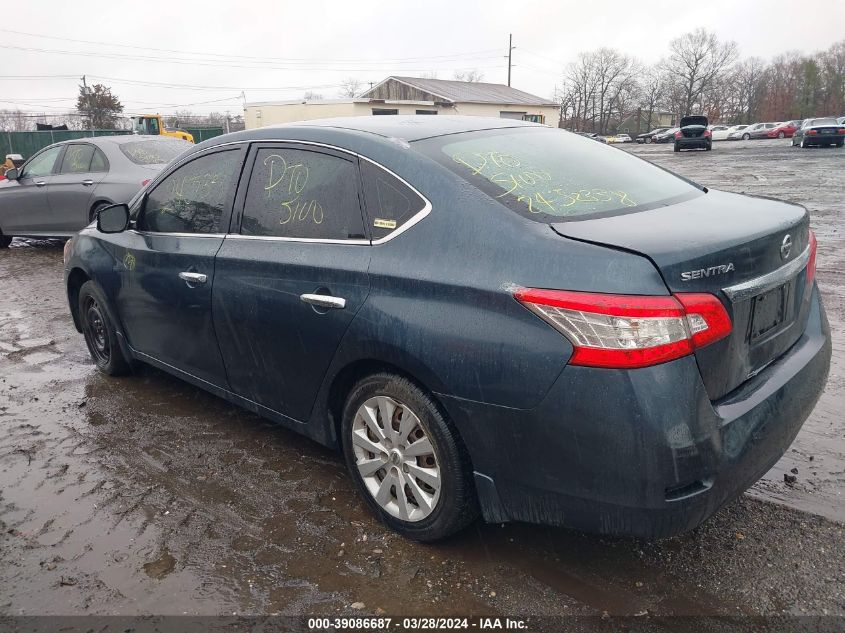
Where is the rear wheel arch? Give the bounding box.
[324,359,474,468]
[89,199,113,223]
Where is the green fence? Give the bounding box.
[184,127,226,143]
[2,127,227,161]
[1,130,131,161]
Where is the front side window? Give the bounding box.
[241,148,364,240]
[418,127,702,222]
[22,146,63,178]
[60,144,95,174]
[360,160,427,240]
[139,150,241,234]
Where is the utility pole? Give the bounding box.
[81,74,90,127]
[507,34,512,87]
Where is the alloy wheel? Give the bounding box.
[82,297,110,365]
[351,395,441,522]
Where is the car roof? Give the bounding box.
[246,115,544,143]
[49,134,164,147]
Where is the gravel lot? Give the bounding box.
[0,137,843,620]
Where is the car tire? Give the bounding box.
[645,137,652,144]
[78,280,131,376]
[778,132,785,139]
[837,140,844,148]
[0,231,11,248]
[742,133,751,140]
[673,144,680,152]
[705,142,712,151]
[341,372,479,542]
[801,139,807,148]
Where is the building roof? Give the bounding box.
[361,76,557,106]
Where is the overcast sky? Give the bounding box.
[2,0,843,118]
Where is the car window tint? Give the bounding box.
[140,150,241,234]
[90,148,108,172]
[22,146,62,178]
[60,145,95,174]
[241,148,365,240]
[361,160,427,240]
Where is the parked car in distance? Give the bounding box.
[610,133,632,143]
[708,124,732,141]
[652,127,679,143]
[739,122,777,140]
[674,115,712,152]
[791,117,845,148]
[0,136,191,247]
[64,116,830,542]
[635,127,670,144]
[767,121,802,139]
[726,125,750,140]
[578,132,608,144]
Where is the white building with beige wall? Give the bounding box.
[244,76,560,129]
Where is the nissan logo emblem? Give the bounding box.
[781,234,793,260]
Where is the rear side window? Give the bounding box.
[60,145,95,174]
[140,150,241,234]
[120,139,191,165]
[360,161,428,240]
[241,147,365,241]
[418,127,701,221]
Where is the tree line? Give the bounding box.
[556,29,845,134]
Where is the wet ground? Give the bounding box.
[1,138,844,619]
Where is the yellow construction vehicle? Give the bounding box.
[130,115,194,143]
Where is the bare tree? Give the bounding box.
[636,65,669,131]
[338,78,363,98]
[662,29,739,116]
[303,91,324,100]
[0,109,29,132]
[453,70,484,82]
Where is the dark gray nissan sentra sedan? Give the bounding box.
[62,116,831,541]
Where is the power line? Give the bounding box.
[0,28,503,64]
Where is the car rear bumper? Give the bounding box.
[802,134,844,145]
[675,137,710,149]
[439,286,830,538]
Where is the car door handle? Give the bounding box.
[178,272,208,285]
[300,293,346,309]
[34,180,46,187]
[81,179,94,186]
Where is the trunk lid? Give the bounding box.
[551,190,812,400]
[680,115,708,138]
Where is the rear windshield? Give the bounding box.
[807,118,838,127]
[119,139,191,165]
[418,127,701,221]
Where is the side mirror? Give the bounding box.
[97,203,130,233]
[4,168,18,181]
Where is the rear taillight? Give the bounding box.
[514,289,732,369]
[141,179,151,187]
[703,129,712,138]
[674,131,682,139]
[808,130,818,135]
[838,129,845,134]
[807,230,817,286]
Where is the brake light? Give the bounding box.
[514,289,732,369]
[806,230,817,286]
[703,129,712,138]
[808,130,818,135]
[141,179,151,187]
[674,131,682,139]
[838,129,845,134]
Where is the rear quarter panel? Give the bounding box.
[314,144,670,420]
